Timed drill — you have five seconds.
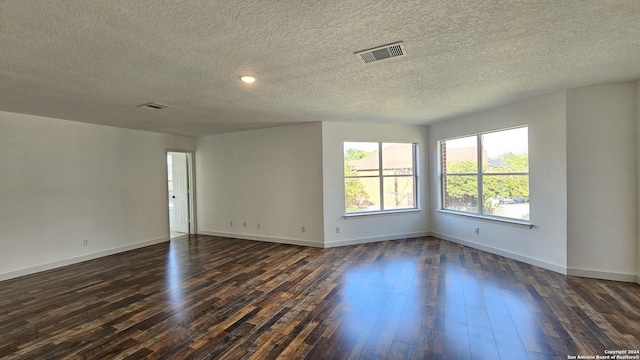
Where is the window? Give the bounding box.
[344,142,417,214]
[440,127,529,221]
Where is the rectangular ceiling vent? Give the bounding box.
[355,42,406,64]
[137,102,169,110]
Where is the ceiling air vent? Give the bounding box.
[355,42,406,64]
[137,102,169,110]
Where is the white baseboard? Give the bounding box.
[0,236,169,282]
[430,231,567,275]
[567,267,638,283]
[197,230,323,248]
[324,232,430,248]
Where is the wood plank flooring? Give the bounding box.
[1,235,639,359]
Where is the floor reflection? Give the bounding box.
[338,253,553,358]
[340,260,421,352]
[166,241,185,307]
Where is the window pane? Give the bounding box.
[345,177,380,213]
[382,143,414,175]
[344,142,379,176]
[442,136,477,174]
[344,141,417,214]
[483,175,529,220]
[443,175,478,212]
[482,127,528,173]
[383,176,415,210]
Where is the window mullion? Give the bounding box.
[477,135,483,215]
[378,142,384,211]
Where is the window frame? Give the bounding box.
[343,141,419,216]
[438,126,531,225]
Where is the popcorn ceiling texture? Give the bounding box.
[0,1,639,135]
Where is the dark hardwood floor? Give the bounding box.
[1,235,639,359]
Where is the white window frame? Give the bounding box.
[344,142,419,216]
[438,126,531,226]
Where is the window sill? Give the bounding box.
[437,209,533,229]
[344,208,421,219]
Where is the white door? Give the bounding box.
[170,152,189,233]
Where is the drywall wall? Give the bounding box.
[196,122,324,246]
[429,92,568,273]
[567,83,637,282]
[0,111,194,280]
[322,122,429,247]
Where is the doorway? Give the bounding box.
[167,151,195,239]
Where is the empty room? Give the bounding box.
[1,1,640,359]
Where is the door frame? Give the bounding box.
[165,149,197,237]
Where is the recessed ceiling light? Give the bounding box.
[240,76,256,84]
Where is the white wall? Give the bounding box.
[196,122,325,247]
[0,111,194,280]
[567,83,638,282]
[322,122,430,247]
[428,92,568,273]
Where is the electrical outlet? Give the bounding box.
[336,227,341,234]
[230,221,233,227]
[83,239,88,246]
[257,223,261,229]
[301,226,305,233]
[474,227,480,235]
[243,221,247,228]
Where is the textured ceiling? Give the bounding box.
[1,1,640,136]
